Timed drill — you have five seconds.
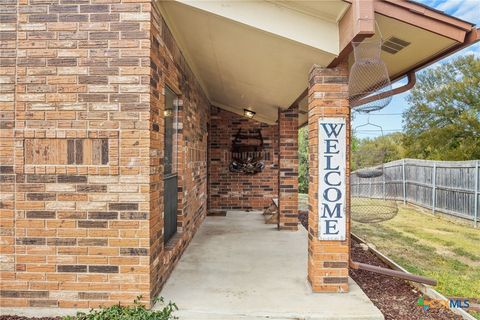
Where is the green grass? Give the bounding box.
[298,194,480,319]
[351,203,480,319]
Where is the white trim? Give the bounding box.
[173,0,340,55]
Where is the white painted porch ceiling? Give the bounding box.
[159,0,348,124]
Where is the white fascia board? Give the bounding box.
[175,0,340,55]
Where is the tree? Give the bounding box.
[403,55,480,160]
[351,133,405,171]
[298,126,309,194]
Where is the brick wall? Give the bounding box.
[149,2,209,300]
[278,106,299,230]
[307,64,350,292]
[208,106,278,212]
[0,0,17,308]
[0,0,209,308]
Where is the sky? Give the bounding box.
[352,0,480,138]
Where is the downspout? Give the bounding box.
[349,260,437,286]
[350,72,416,108]
[289,71,416,110]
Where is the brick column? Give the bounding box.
[278,105,298,231]
[307,64,350,292]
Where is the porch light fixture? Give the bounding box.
[164,109,173,117]
[243,109,255,119]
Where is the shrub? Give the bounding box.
[298,126,309,194]
[64,296,177,320]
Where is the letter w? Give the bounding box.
[321,123,344,138]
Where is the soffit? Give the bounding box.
[159,0,340,125]
[297,12,461,126]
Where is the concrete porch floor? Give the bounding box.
[156,211,383,320]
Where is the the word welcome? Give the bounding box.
[318,118,346,240]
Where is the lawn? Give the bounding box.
[298,194,480,319]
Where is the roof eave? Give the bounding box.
[391,27,480,83]
[291,1,479,109]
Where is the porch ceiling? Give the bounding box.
[159,1,474,126]
[158,0,345,124]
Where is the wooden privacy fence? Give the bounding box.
[351,159,480,226]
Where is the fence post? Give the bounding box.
[369,177,372,198]
[474,160,479,228]
[383,164,386,200]
[358,177,361,197]
[432,163,436,214]
[402,159,406,205]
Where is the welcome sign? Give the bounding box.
[318,118,346,240]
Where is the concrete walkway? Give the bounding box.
[156,211,383,319]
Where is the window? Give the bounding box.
[163,86,179,244]
[164,86,178,176]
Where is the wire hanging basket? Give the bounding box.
[352,117,385,178]
[348,40,392,113]
[351,167,399,224]
[351,197,399,223]
[355,163,384,179]
[351,118,398,223]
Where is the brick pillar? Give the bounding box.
[307,64,350,292]
[278,105,298,231]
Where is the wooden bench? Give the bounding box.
[263,198,278,224]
